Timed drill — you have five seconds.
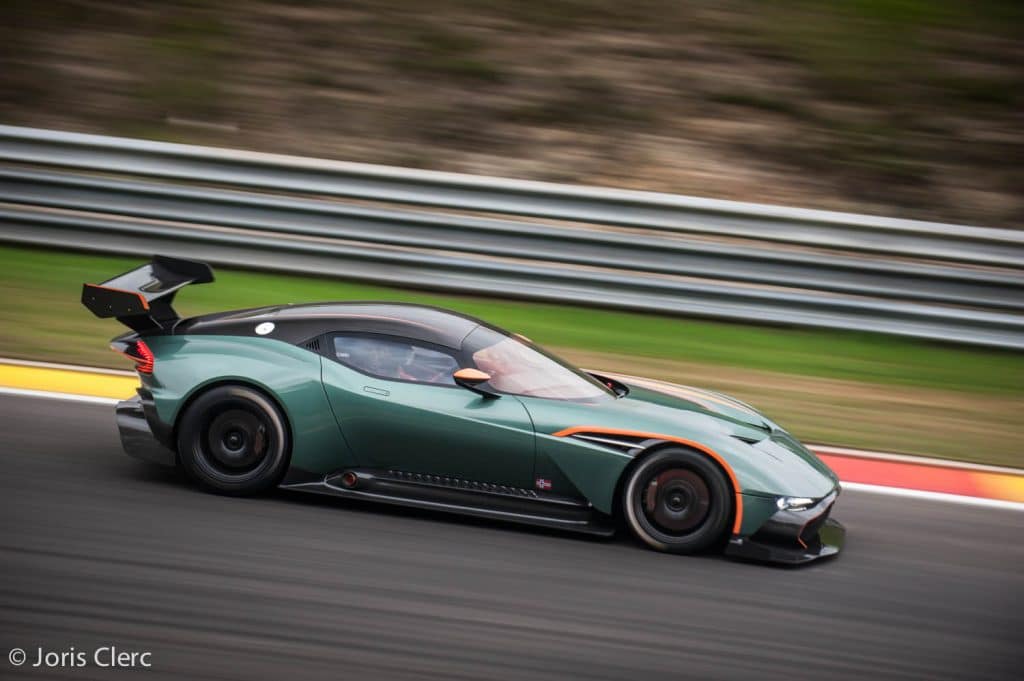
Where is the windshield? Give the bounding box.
[463,326,612,401]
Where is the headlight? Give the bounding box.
[776,496,815,511]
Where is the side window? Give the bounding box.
[332,335,458,386]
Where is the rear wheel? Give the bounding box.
[622,447,733,553]
[177,385,290,495]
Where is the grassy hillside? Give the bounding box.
[2,0,1021,226]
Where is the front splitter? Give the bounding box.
[725,518,845,565]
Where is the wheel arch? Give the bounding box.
[553,427,742,535]
[172,378,294,462]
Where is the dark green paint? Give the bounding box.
[321,360,536,489]
[144,334,355,473]
[142,334,840,536]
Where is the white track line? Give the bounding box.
[0,386,119,405]
[841,482,1024,512]
[2,383,1022,512]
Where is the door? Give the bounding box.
[321,333,536,489]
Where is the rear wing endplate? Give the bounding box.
[81,256,214,332]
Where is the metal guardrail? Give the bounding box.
[0,125,1021,349]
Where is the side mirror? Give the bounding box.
[453,368,500,398]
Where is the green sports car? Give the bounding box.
[84,256,844,564]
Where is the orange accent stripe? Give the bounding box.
[88,284,150,311]
[552,426,744,535]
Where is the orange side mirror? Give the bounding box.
[453,368,499,398]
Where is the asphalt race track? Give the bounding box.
[1,394,1021,680]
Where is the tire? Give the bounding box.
[176,384,290,495]
[621,447,733,554]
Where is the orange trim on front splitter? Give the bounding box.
[552,426,744,534]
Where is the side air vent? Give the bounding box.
[303,337,321,353]
[568,432,650,453]
[385,469,539,498]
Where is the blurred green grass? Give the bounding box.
[1,244,1020,393]
[2,244,1021,466]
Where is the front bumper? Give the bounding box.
[725,490,844,565]
[116,395,176,466]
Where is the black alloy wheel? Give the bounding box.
[622,447,733,554]
[177,385,290,495]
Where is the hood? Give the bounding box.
[592,370,838,492]
[596,371,773,434]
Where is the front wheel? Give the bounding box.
[622,447,733,553]
[176,385,290,495]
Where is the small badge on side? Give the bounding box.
[535,478,553,491]
[255,322,275,335]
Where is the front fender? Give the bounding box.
[541,426,838,537]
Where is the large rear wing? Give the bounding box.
[81,256,214,332]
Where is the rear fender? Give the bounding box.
[143,334,356,474]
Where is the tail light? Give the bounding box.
[111,339,155,374]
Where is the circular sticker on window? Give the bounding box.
[255,322,275,335]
